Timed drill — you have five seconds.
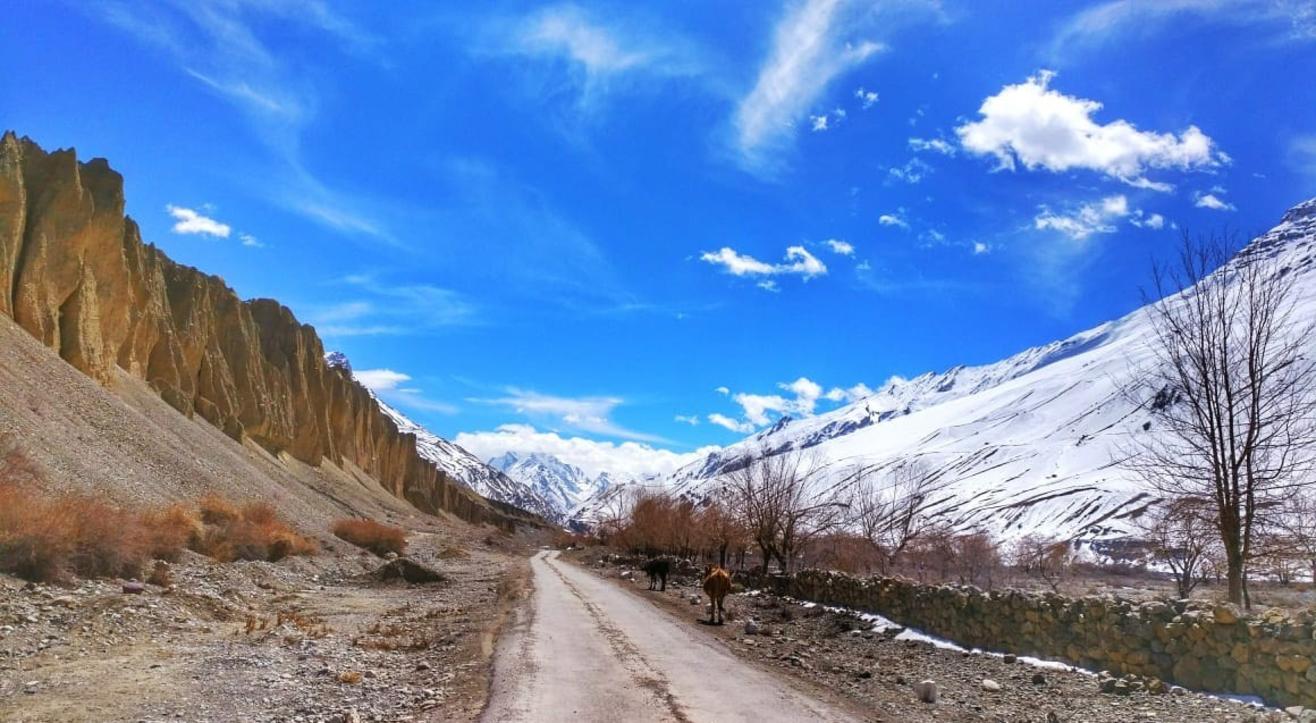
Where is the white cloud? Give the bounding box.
[888,157,933,184]
[1034,194,1131,240]
[972,241,991,255]
[956,71,1225,191]
[732,0,884,172]
[353,368,458,415]
[1194,191,1236,211]
[472,387,666,443]
[674,414,700,426]
[731,392,793,426]
[700,245,827,282]
[1130,210,1166,229]
[714,386,731,395]
[719,374,872,430]
[239,233,263,248]
[354,369,411,392]
[810,114,830,132]
[855,86,879,109]
[825,238,855,256]
[879,212,909,229]
[908,137,955,155]
[823,382,873,403]
[757,279,781,293]
[707,413,756,433]
[166,204,231,238]
[455,424,716,480]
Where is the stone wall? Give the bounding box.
[0,132,535,530]
[763,570,1316,708]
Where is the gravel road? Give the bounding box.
[481,550,859,723]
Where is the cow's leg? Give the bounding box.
[659,573,666,592]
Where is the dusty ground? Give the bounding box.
[568,550,1298,723]
[0,527,535,723]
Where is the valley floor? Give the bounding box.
[568,551,1297,723]
[0,528,531,723]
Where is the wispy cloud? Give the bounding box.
[1194,189,1236,211]
[1050,0,1316,56]
[471,388,668,443]
[700,245,827,286]
[166,204,231,237]
[1034,194,1131,241]
[95,1,394,243]
[732,0,888,174]
[854,86,879,109]
[354,367,459,415]
[307,275,476,338]
[879,212,909,229]
[479,3,703,116]
[956,71,1226,191]
[707,413,755,433]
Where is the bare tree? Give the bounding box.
[721,447,847,574]
[1011,535,1072,593]
[850,459,943,572]
[1139,496,1217,599]
[1273,492,1316,584]
[1128,231,1316,607]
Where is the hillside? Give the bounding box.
[652,198,1316,542]
[0,133,536,529]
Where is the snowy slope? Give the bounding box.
[662,198,1316,543]
[323,353,560,522]
[490,452,617,520]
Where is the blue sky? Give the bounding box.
[4,0,1316,477]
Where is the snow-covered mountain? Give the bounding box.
[489,452,617,520]
[324,353,560,522]
[660,198,1316,543]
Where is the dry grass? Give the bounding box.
[0,442,316,581]
[332,518,408,557]
[192,499,318,563]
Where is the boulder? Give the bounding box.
[374,558,444,584]
[913,680,938,703]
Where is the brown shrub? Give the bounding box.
[332,518,407,557]
[194,496,318,562]
[198,494,241,526]
[0,471,150,583]
[139,504,201,562]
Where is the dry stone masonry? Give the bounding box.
[765,570,1316,709]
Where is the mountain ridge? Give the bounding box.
[600,198,1316,541]
[0,133,537,529]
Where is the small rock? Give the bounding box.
[415,662,431,672]
[913,679,938,704]
[981,679,1002,692]
[1003,653,1017,664]
[1047,712,1060,723]
[122,581,146,595]
[1285,707,1305,719]
[1112,680,1131,696]
[744,619,760,635]
[1031,672,1047,685]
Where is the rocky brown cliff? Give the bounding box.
[0,132,532,528]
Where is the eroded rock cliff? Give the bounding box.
[0,132,531,528]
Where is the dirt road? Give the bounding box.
[481,550,859,723]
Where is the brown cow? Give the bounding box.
[702,565,732,625]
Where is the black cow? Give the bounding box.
[640,557,671,591]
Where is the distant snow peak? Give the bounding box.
[490,451,621,520]
[325,350,351,373]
